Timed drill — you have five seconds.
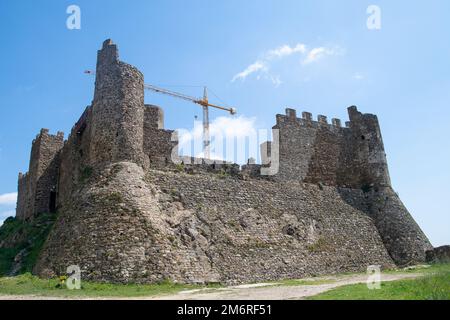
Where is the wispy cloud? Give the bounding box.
[0,192,17,205]
[178,116,258,164]
[232,43,344,85]
[352,72,365,80]
[232,61,267,82]
[266,44,307,59]
[179,116,257,145]
[302,47,340,65]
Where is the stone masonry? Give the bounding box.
[16,40,433,284]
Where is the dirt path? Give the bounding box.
[0,273,421,300]
[151,273,420,300]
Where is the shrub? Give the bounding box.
[307,237,330,253]
[79,166,93,184]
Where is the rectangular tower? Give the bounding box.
[16,129,64,220]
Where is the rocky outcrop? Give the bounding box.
[426,246,450,264]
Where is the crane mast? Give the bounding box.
[202,87,210,159]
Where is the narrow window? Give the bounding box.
[49,191,57,213]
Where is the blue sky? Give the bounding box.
[0,0,449,246]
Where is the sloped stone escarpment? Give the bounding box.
[34,162,221,283]
[34,161,395,284]
[364,188,433,266]
[147,170,396,283]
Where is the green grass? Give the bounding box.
[309,263,450,300]
[0,214,56,275]
[0,273,220,298]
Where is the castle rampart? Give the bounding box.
[272,106,390,189]
[143,104,177,168]
[14,40,433,283]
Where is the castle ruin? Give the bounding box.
[15,40,432,284]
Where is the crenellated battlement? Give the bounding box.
[32,129,65,145]
[270,106,391,188]
[275,108,347,132]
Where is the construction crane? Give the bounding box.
[144,84,236,159]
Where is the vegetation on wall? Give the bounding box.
[0,213,56,276]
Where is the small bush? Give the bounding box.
[105,192,124,204]
[307,237,330,253]
[0,214,56,276]
[79,166,93,184]
[175,163,185,173]
[218,169,230,179]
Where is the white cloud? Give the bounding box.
[266,44,306,59]
[269,75,282,87]
[178,116,258,164]
[231,61,267,82]
[232,43,344,85]
[0,192,17,205]
[180,116,257,144]
[302,47,343,65]
[352,72,365,80]
[232,43,307,83]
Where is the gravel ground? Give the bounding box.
[0,273,421,300]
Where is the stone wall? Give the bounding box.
[364,187,433,265]
[274,107,390,189]
[34,162,395,284]
[426,245,450,263]
[16,129,64,220]
[16,173,30,220]
[143,105,177,168]
[57,107,94,209]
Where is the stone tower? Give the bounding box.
[273,106,391,188]
[347,105,391,188]
[89,39,147,168]
[16,129,64,220]
[271,106,432,265]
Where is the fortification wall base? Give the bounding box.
[34,162,395,284]
[364,188,433,266]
